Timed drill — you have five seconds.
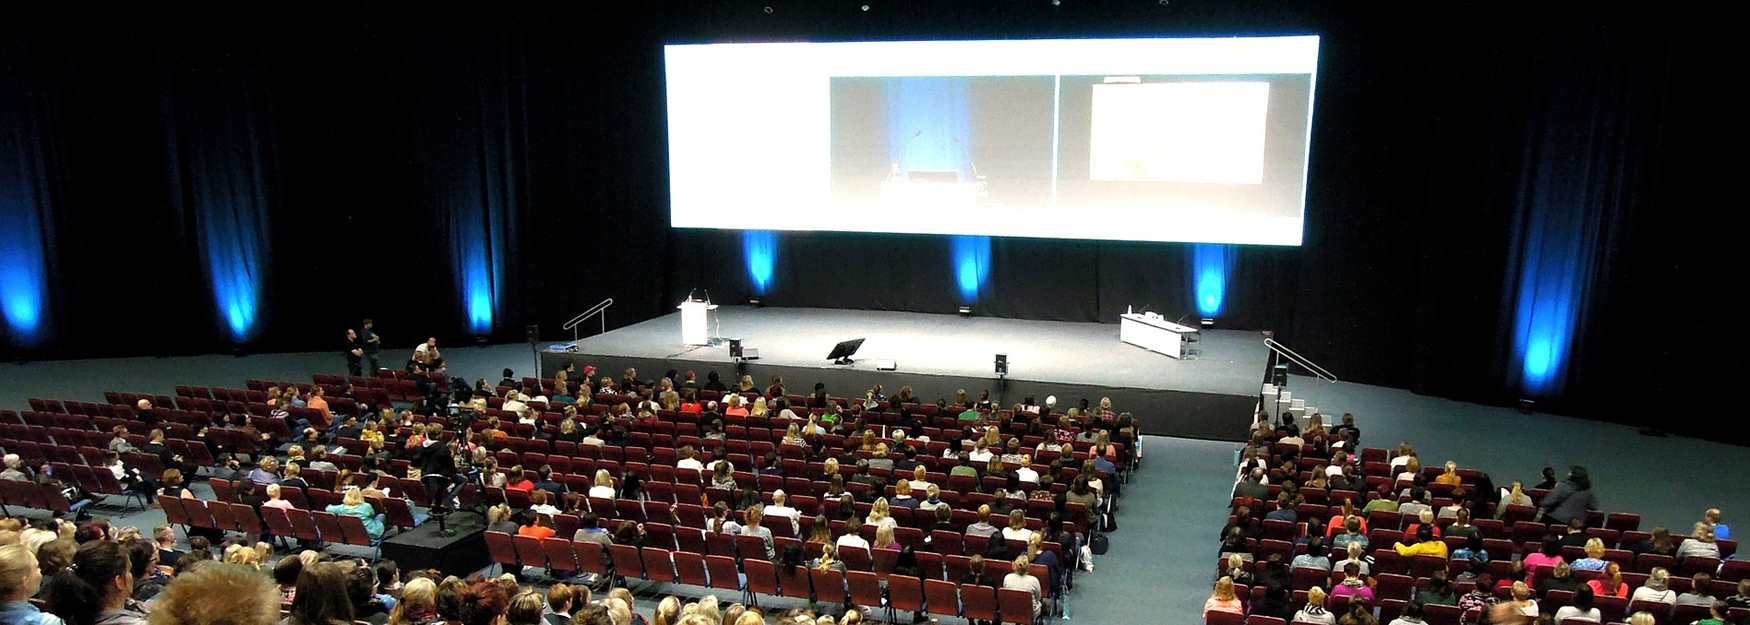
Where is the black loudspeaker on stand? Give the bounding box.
[527,324,541,378]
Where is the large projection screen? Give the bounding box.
[665,36,1318,246]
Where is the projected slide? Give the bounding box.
[666,36,1318,245]
[1089,81,1270,184]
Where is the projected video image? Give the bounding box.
[665,36,1320,245]
[829,76,1055,213]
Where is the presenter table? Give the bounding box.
[1120,313,1198,359]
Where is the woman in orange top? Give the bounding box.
[1586,561,1629,598]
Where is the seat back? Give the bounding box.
[744,559,780,596]
[572,540,610,575]
[512,535,545,568]
[923,579,960,617]
[811,568,847,604]
[997,587,1035,625]
[674,550,709,586]
[484,531,520,566]
[609,544,644,581]
[541,538,577,573]
[888,574,925,612]
[336,515,375,546]
[778,564,813,600]
[640,547,676,583]
[312,511,345,543]
[706,555,741,591]
[961,584,998,620]
[230,502,264,536]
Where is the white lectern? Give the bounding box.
[677,299,718,346]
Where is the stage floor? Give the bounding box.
[567,306,1267,397]
[548,307,1268,440]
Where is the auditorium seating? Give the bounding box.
[2,366,1134,623]
[1211,422,1742,624]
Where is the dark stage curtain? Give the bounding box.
[159,51,281,345]
[0,9,1725,438]
[0,40,64,351]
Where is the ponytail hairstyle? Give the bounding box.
[46,541,133,625]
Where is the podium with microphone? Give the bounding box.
[678,290,719,346]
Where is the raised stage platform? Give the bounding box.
[542,307,1269,441]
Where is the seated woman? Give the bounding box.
[1586,562,1629,599]
[1630,567,1677,605]
[1553,586,1602,623]
[1393,525,1449,559]
[1520,538,1565,586]
[1571,538,1610,572]
[325,487,385,540]
[1677,522,1723,560]
[1203,576,1244,617]
[1330,562,1374,603]
[1292,586,1337,625]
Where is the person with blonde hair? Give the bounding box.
[872,525,898,551]
[1587,561,1628,598]
[1294,586,1335,624]
[1001,509,1033,542]
[588,470,617,500]
[1486,581,1538,624]
[504,591,545,625]
[1435,461,1462,486]
[1571,538,1609,571]
[1003,554,1042,616]
[386,577,437,625]
[1626,612,1657,625]
[0,543,62,625]
[731,612,764,625]
[864,498,897,532]
[1631,567,1677,605]
[1678,522,1722,560]
[652,596,681,625]
[325,487,384,539]
[148,561,282,625]
[1204,576,1243,616]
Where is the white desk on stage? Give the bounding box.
[677,299,718,346]
[1120,312,1199,359]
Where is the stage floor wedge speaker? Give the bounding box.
[875,359,896,371]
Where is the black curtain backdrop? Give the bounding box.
[0,4,1730,437]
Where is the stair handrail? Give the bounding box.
[562,298,614,341]
[1264,338,1338,383]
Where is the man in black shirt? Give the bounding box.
[534,465,567,495]
[361,318,382,374]
[703,371,727,392]
[345,328,365,377]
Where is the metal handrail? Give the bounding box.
[563,298,614,341]
[1264,338,1338,383]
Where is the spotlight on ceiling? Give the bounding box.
[860,3,870,10]
[763,5,774,14]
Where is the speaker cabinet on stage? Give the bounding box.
[526,324,540,343]
[1272,364,1288,387]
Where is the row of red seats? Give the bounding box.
[484,532,1051,625]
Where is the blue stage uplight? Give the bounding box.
[1192,243,1235,318]
[1511,250,1581,396]
[952,235,991,303]
[460,234,497,335]
[203,205,267,343]
[743,230,778,294]
[1,152,51,347]
[0,260,46,345]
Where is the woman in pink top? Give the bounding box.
[1520,538,1565,586]
[1329,562,1375,602]
[1204,576,1244,616]
[262,483,295,509]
